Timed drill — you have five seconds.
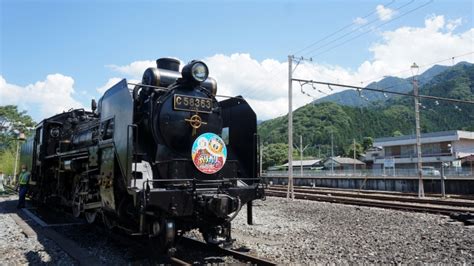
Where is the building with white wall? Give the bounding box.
[372,130,474,169]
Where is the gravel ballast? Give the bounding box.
[0,196,76,265]
[231,196,474,264]
[1,194,472,264]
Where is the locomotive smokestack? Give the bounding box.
[156,58,180,72]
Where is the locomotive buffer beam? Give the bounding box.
[146,185,263,217]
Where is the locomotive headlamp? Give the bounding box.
[192,62,208,82]
[182,60,209,83]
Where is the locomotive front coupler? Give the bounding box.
[195,193,240,219]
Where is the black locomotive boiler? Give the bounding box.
[21,58,265,251]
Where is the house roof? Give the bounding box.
[325,157,365,165]
[281,159,322,167]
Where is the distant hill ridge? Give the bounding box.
[313,62,471,107]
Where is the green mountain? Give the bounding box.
[314,76,410,107]
[313,63,464,107]
[259,63,474,162]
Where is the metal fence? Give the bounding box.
[263,167,474,178]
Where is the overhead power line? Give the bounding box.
[291,0,396,56]
[307,0,433,58]
[293,79,474,105]
[302,0,415,57]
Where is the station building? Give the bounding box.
[323,157,366,170]
[278,159,323,171]
[369,130,474,169]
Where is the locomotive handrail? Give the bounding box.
[127,82,169,92]
[126,124,138,187]
[142,178,262,184]
[140,178,263,192]
[128,82,246,100]
[45,148,89,159]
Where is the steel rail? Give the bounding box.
[179,237,277,266]
[270,184,474,200]
[267,186,474,208]
[266,190,474,215]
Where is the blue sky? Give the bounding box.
[1,0,473,121]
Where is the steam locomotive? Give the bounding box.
[20,58,265,252]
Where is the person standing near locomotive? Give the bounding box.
[17,165,30,209]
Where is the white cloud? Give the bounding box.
[446,18,463,31]
[376,5,395,21]
[204,53,355,120]
[367,15,474,78]
[353,17,368,25]
[106,60,156,78]
[104,15,473,121]
[96,77,123,94]
[0,74,84,121]
[96,77,141,96]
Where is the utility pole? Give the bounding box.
[300,135,304,177]
[13,132,26,185]
[287,55,294,199]
[331,131,334,174]
[259,143,263,177]
[13,139,20,184]
[353,138,356,173]
[412,62,425,198]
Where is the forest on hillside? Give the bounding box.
[258,62,474,169]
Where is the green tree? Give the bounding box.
[392,130,403,137]
[362,137,373,151]
[0,149,15,175]
[0,105,35,150]
[345,141,363,158]
[0,105,35,175]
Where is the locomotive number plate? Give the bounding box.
[173,94,212,113]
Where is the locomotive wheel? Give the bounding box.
[72,184,83,218]
[72,202,81,218]
[149,219,176,255]
[85,211,98,224]
[71,177,87,218]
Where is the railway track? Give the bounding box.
[11,202,276,265]
[267,186,474,217]
[270,184,474,200]
[92,226,277,265]
[176,237,277,266]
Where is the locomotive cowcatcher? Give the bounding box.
[20,58,265,252]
